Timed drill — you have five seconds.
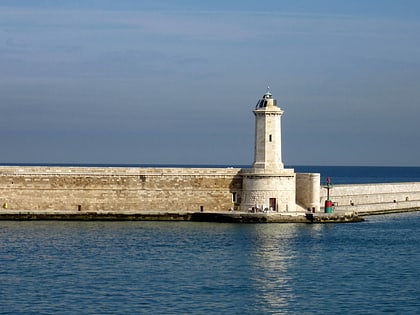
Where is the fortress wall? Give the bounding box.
[296,173,321,212]
[320,182,420,214]
[0,166,242,212]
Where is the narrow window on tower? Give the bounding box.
[269,134,272,142]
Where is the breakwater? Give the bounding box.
[0,165,319,216]
[0,210,363,223]
[0,166,242,212]
[321,182,420,215]
[1,165,419,222]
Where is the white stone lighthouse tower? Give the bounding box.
[253,88,284,170]
[241,88,296,212]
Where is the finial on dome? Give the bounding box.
[263,86,272,99]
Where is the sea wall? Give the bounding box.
[0,166,242,212]
[321,182,420,214]
[3,165,418,218]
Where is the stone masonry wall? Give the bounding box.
[241,169,296,212]
[0,166,242,212]
[321,182,420,214]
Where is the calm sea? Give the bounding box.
[1,166,420,314]
[292,165,420,185]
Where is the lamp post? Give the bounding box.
[324,177,333,213]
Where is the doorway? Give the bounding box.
[269,198,276,211]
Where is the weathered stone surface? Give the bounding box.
[241,169,296,212]
[0,166,242,212]
[320,182,420,214]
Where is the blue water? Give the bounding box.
[292,165,420,185]
[1,165,420,314]
[1,213,419,314]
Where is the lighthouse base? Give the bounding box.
[240,168,296,213]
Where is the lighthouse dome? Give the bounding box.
[255,87,277,108]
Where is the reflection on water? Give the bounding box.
[248,225,298,312]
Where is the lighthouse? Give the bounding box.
[240,88,296,212]
[253,87,284,170]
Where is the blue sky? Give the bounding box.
[0,0,419,166]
